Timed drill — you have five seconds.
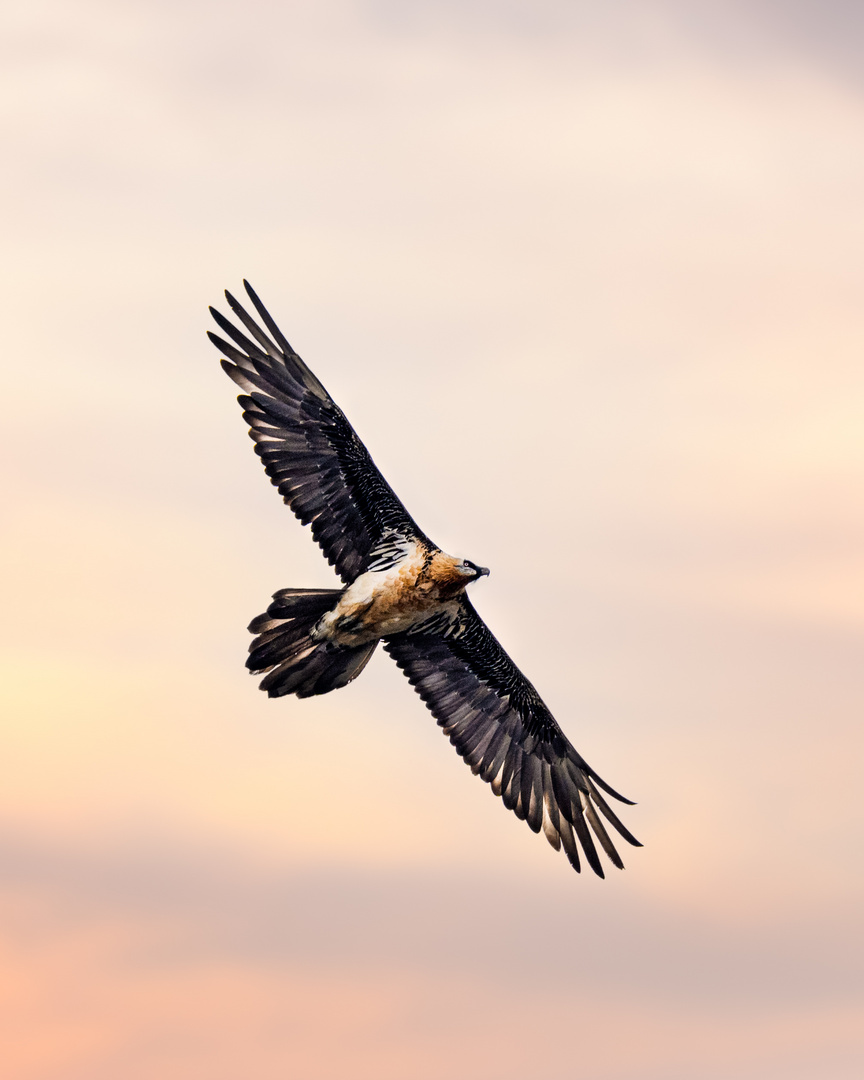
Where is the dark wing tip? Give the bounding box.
[242,280,289,344]
[588,770,638,806]
[207,329,231,354]
[584,777,642,849]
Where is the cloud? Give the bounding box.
[2,2,863,1075]
[3,832,862,1080]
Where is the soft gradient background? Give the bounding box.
[2,2,863,1077]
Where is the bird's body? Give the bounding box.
[209,282,641,876]
[316,544,481,646]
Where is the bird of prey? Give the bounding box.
[208,282,641,876]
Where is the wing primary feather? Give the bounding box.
[521,755,543,834]
[579,791,624,869]
[507,748,527,819]
[220,360,257,395]
[226,357,299,407]
[542,810,561,851]
[241,281,330,399]
[209,307,273,365]
[242,280,297,357]
[224,290,281,356]
[550,765,579,827]
[500,748,520,812]
[209,332,255,369]
[540,763,562,851]
[585,777,643,848]
[585,767,637,805]
[489,756,508,797]
[570,805,604,878]
[557,816,581,872]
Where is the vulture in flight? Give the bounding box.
[209,282,641,876]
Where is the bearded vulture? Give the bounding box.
[209,282,641,876]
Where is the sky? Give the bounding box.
[2,1,863,1077]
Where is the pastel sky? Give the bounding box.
[2,2,863,1077]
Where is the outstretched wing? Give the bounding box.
[385,597,641,876]
[209,282,429,582]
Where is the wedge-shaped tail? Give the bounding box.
[247,588,377,698]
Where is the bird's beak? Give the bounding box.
[476,566,490,578]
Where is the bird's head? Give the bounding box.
[457,559,490,582]
[429,557,490,600]
[429,553,490,598]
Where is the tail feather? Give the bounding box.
[247,588,377,699]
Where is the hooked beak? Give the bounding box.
[475,566,490,578]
